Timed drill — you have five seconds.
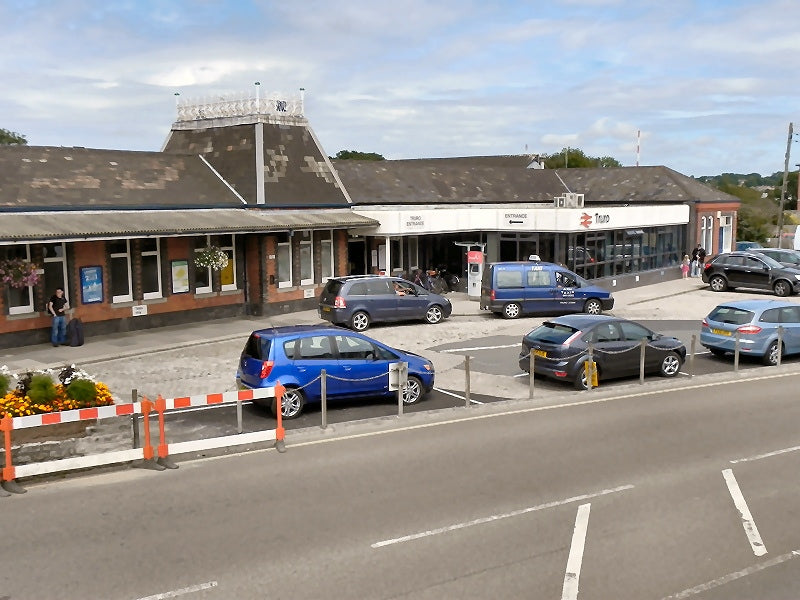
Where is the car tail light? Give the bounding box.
[334,296,346,308]
[704,262,712,271]
[490,290,496,301]
[736,325,762,335]
[259,360,274,379]
[701,318,709,328]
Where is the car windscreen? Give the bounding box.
[524,322,579,344]
[707,306,754,325]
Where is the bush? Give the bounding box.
[27,374,57,404]
[66,378,97,404]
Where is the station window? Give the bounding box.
[109,240,133,303]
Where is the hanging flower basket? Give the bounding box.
[194,246,229,271]
[0,258,41,288]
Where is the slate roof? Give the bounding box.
[0,145,243,211]
[555,166,740,204]
[332,157,566,205]
[333,158,740,206]
[163,121,351,208]
[0,208,378,244]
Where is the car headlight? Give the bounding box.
[423,363,432,371]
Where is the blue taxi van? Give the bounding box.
[479,259,614,318]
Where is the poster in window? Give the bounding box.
[171,259,190,294]
[80,266,103,304]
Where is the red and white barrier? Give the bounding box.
[2,385,282,492]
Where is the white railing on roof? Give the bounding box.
[176,90,303,121]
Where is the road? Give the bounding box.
[4,371,800,599]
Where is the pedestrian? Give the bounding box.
[690,244,701,277]
[47,287,69,347]
[697,245,707,276]
[681,254,690,279]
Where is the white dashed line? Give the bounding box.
[722,469,767,557]
[440,343,519,353]
[433,387,483,404]
[562,503,591,600]
[371,484,632,548]
[730,443,800,464]
[135,581,218,600]
[660,551,800,599]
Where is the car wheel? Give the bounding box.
[763,340,783,366]
[584,299,602,315]
[350,311,370,331]
[425,305,444,324]
[272,387,305,419]
[573,362,597,390]
[709,348,727,358]
[402,376,425,404]
[709,275,727,292]
[773,280,792,297]
[659,351,682,377]
[503,303,521,319]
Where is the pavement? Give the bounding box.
[0,276,710,375]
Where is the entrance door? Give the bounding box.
[347,240,367,274]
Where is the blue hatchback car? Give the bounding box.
[701,299,800,365]
[236,325,435,418]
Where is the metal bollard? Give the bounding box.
[734,331,740,372]
[321,369,327,429]
[639,338,646,384]
[777,326,784,367]
[236,396,243,434]
[529,352,535,400]
[131,388,140,449]
[586,344,594,392]
[464,356,471,408]
[397,362,408,417]
[689,334,696,378]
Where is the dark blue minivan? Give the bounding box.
[480,260,614,319]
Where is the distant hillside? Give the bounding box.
[696,172,784,188]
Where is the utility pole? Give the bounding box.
[777,122,794,249]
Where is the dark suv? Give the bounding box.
[319,275,452,331]
[702,251,800,297]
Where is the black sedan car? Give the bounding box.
[518,314,686,390]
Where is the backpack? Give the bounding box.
[66,318,84,346]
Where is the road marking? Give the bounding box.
[434,387,483,404]
[562,503,591,600]
[371,485,631,548]
[660,550,800,599]
[441,343,519,353]
[722,469,767,556]
[135,581,218,600]
[730,443,800,464]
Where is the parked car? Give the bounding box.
[701,299,800,365]
[318,275,452,332]
[702,251,800,297]
[480,260,614,319]
[735,241,763,251]
[518,314,685,390]
[236,325,435,418]
[752,247,800,268]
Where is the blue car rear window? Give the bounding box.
[708,307,753,325]
[243,334,271,360]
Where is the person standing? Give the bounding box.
[47,287,69,346]
[697,245,707,276]
[690,244,701,277]
[681,254,690,279]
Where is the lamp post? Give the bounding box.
[776,122,794,248]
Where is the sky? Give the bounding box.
[2,0,799,178]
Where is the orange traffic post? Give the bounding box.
[154,395,178,470]
[137,397,166,471]
[1,415,26,494]
[274,382,286,453]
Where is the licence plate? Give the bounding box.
[711,328,731,336]
[533,349,547,358]
[322,306,331,312]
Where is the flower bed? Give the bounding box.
[0,364,114,418]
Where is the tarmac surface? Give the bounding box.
[0,275,768,403]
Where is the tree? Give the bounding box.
[332,150,385,161]
[0,128,27,145]
[542,147,621,169]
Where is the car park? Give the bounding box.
[518,314,685,389]
[480,259,614,319]
[236,325,435,418]
[702,251,800,297]
[318,275,452,331]
[700,299,800,365]
[752,247,800,268]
